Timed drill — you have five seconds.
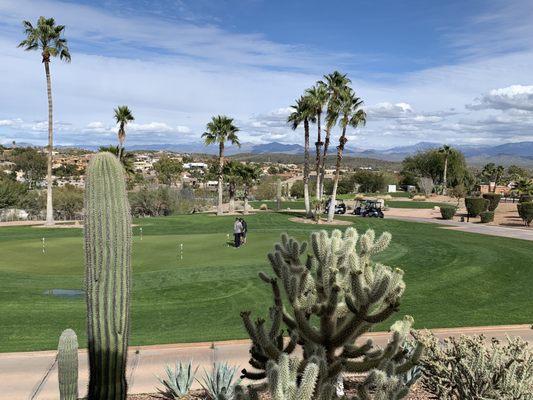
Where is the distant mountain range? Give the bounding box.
[5,140,533,166]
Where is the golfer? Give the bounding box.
[233,218,243,248]
[240,218,248,245]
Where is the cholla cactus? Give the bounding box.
[84,152,132,400]
[240,228,423,399]
[57,329,78,400]
[415,332,533,399]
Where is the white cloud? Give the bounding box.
[467,85,533,111]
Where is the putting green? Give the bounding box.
[0,212,531,352]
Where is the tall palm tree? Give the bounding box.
[318,71,351,199]
[19,17,71,226]
[114,106,135,160]
[288,96,315,217]
[202,115,240,216]
[438,145,452,194]
[306,82,329,200]
[328,88,366,223]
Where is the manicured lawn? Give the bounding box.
[386,200,450,209]
[249,200,305,209]
[1,212,532,352]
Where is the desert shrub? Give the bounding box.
[199,362,240,400]
[259,203,268,210]
[156,361,196,399]
[482,193,501,211]
[417,177,434,196]
[517,202,533,226]
[254,177,278,200]
[440,205,456,220]
[53,185,84,220]
[289,180,317,198]
[415,332,533,400]
[0,179,27,209]
[412,195,427,201]
[465,197,488,217]
[519,194,533,203]
[480,211,494,223]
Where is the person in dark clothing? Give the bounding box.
[240,218,248,245]
[233,218,243,248]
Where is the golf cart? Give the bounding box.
[353,199,384,218]
[324,199,347,214]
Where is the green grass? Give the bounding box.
[250,200,305,209]
[386,200,450,209]
[1,212,532,352]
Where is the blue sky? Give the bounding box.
[1,0,533,149]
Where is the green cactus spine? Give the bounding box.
[57,329,78,400]
[84,152,132,400]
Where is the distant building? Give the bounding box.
[478,183,512,195]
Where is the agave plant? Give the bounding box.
[156,361,197,399]
[199,362,240,400]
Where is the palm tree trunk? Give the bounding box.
[303,119,311,217]
[44,61,54,226]
[327,128,347,223]
[217,142,224,216]
[315,112,322,200]
[228,182,235,212]
[319,125,332,200]
[443,156,448,195]
[243,186,249,215]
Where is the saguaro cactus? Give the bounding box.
[57,329,78,400]
[84,152,132,400]
[240,228,423,399]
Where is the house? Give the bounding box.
[478,183,512,195]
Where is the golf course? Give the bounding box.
[1,212,531,353]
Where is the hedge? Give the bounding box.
[482,193,501,211]
[440,206,456,220]
[480,211,494,223]
[517,202,533,226]
[465,197,489,217]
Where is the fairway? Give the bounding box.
[0,212,532,352]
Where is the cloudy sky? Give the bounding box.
[1,0,533,149]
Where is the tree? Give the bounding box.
[11,147,47,189]
[19,16,71,226]
[153,155,183,186]
[328,88,366,222]
[233,163,261,214]
[113,106,134,160]
[98,146,135,176]
[223,161,240,213]
[401,148,468,188]
[202,115,240,216]
[318,71,351,199]
[288,96,315,217]
[480,163,505,188]
[306,83,329,199]
[438,145,452,194]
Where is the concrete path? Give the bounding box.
[386,214,533,241]
[1,325,531,400]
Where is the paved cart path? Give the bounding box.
[1,325,531,400]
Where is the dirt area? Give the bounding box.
[289,216,353,226]
[127,380,431,399]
